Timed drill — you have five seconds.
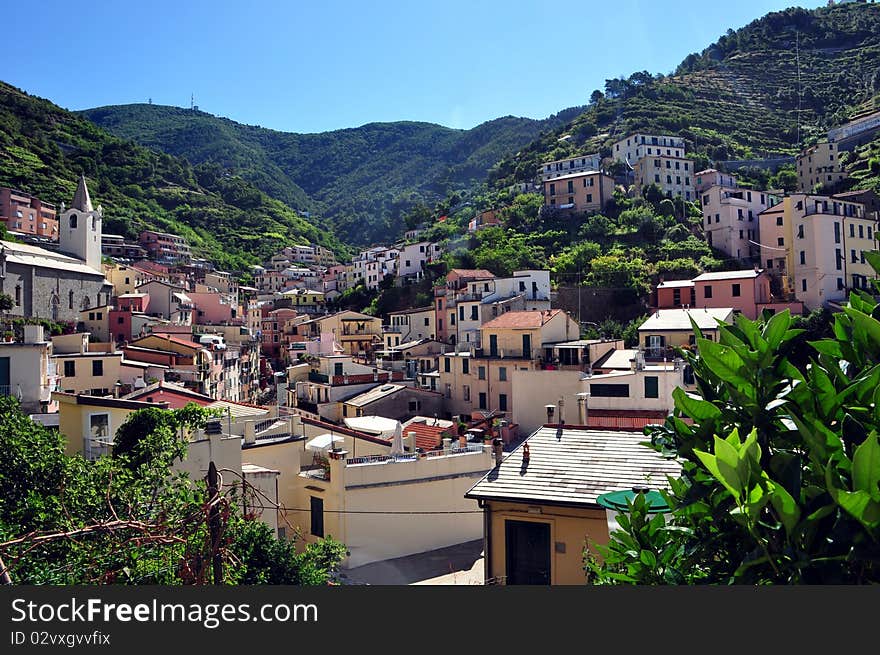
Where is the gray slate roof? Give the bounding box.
[465,426,681,508]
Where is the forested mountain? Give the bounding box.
[80,104,583,245]
[0,82,348,272]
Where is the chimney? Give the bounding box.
[557,397,565,425]
[23,325,44,344]
[545,404,555,424]
[442,437,452,451]
[407,431,417,453]
[493,437,504,467]
[576,392,588,425]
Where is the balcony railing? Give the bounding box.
[308,371,329,383]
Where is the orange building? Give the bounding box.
[0,187,59,240]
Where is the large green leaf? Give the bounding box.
[852,432,880,501]
[695,449,741,498]
[808,339,843,359]
[769,482,801,535]
[672,387,721,421]
[697,338,748,387]
[762,309,790,350]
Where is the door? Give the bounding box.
[522,334,532,360]
[0,357,10,392]
[489,334,498,357]
[505,519,550,585]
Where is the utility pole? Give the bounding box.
[207,461,223,585]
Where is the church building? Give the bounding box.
[0,175,112,323]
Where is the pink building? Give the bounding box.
[655,270,803,320]
[189,291,235,325]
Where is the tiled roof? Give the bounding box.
[638,308,733,332]
[480,309,561,329]
[449,269,495,279]
[401,419,456,451]
[692,269,761,282]
[466,426,681,508]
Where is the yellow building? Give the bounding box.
[305,310,382,357]
[633,154,696,201]
[466,426,681,585]
[103,263,154,297]
[796,141,847,193]
[439,309,581,420]
[542,171,615,214]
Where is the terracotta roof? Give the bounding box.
[480,309,562,329]
[148,333,204,350]
[449,269,495,279]
[402,421,453,451]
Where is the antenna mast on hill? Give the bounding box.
[191,93,195,110]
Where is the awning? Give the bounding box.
[305,433,344,451]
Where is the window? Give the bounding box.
[869,227,873,240]
[549,183,555,196]
[797,224,804,239]
[463,385,470,402]
[834,222,841,244]
[589,383,629,397]
[861,251,866,264]
[836,249,842,271]
[851,249,857,264]
[802,279,807,293]
[644,376,659,399]
[450,312,455,326]
[799,251,806,265]
[777,237,784,247]
[87,414,110,460]
[704,285,713,299]
[68,290,74,310]
[498,394,508,412]
[776,216,783,226]
[732,283,741,297]
[69,214,77,229]
[310,497,324,537]
[444,357,450,373]
[478,366,486,380]
[444,383,451,399]
[64,360,76,377]
[462,359,469,375]
[654,174,660,183]
[567,180,574,194]
[498,366,507,382]
[850,224,855,238]
[767,259,773,269]
[478,392,487,410]
[408,400,421,412]
[458,306,464,321]
[859,224,864,239]
[666,175,672,184]
[838,278,844,290]
[14,286,20,306]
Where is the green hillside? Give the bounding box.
[490,3,880,188]
[79,104,583,246]
[0,82,348,272]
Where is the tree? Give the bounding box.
[586,251,880,584]
[590,90,604,105]
[0,400,346,584]
[0,293,12,313]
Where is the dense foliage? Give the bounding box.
[0,400,345,584]
[0,82,348,272]
[585,252,880,584]
[80,104,584,246]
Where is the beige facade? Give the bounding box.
[796,141,846,193]
[542,171,614,214]
[612,133,685,166]
[633,154,696,201]
[701,185,780,261]
[104,263,153,297]
[0,325,58,414]
[538,153,602,181]
[384,306,435,348]
[759,194,879,310]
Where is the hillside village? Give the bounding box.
[2,91,879,584]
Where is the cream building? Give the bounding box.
[796,141,847,193]
[633,154,696,201]
[701,185,781,261]
[612,133,685,166]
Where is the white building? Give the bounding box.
[612,133,686,166]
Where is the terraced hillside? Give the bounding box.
[490,3,880,189]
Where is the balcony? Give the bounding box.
[382,325,403,333]
[308,371,329,383]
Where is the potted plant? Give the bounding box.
[3,331,13,343]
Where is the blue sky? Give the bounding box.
[2,0,822,133]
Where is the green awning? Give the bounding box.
[596,489,670,513]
